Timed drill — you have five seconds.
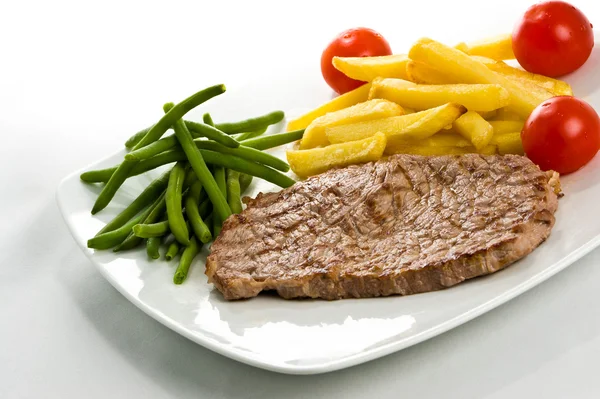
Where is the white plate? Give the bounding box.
[57,47,600,375]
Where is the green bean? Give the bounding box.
[166,162,190,245]
[146,237,161,259]
[133,220,170,238]
[239,174,253,194]
[124,135,179,162]
[125,126,152,149]
[185,120,239,148]
[212,166,227,237]
[198,198,211,218]
[226,169,243,214]
[133,84,225,150]
[171,113,232,222]
[185,181,212,244]
[234,126,268,142]
[78,151,194,184]
[194,140,290,172]
[202,151,295,188]
[94,169,171,236]
[87,205,153,249]
[91,159,137,214]
[125,124,241,161]
[81,169,116,183]
[113,231,144,252]
[145,213,169,259]
[129,103,176,160]
[113,190,167,252]
[215,110,284,134]
[91,103,179,213]
[203,113,214,126]
[165,239,180,261]
[81,167,116,183]
[240,129,305,150]
[173,237,201,284]
[128,150,183,177]
[82,150,295,188]
[125,121,237,154]
[126,101,175,150]
[183,167,197,186]
[126,124,245,162]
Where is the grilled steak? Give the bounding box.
[206,154,560,300]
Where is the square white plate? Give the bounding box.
[57,46,600,374]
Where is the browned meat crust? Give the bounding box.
[206,154,559,300]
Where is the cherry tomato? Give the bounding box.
[321,27,392,94]
[512,1,594,77]
[521,96,600,174]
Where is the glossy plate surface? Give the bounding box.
[57,47,600,374]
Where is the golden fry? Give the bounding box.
[287,132,387,178]
[455,33,515,60]
[333,54,410,82]
[405,60,452,84]
[300,99,404,149]
[489,120,524,134]
[477,110,498,120]
[409,38,552,118]
[490,132,524,155]
[472,56,573,96]
[385,103,467,150]
[286,83,371,131]
[326,110,425,144]
[492,107,523,121]
[385,143,496,156]
[326,103,466,144]
[452,111,494,150]
[371,78,510,112]
[391,131,472,148]
[385,144,475,156]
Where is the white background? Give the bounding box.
[2,0,600,397]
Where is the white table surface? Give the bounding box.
[2,0,600,397]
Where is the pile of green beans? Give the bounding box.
[81,84,300,284]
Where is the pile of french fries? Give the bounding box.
[286,34,574,178]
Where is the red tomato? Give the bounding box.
[512,1,594,77]
[321,27,392,94]
[521,96,600,174]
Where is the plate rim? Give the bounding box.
[56,150,600,375]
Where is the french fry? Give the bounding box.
[371,78,510,112]
[409,38,552,118]
[386,103,467,147]
[492,107,523,121]
[404,51,566,98]
[490,132,524,155]
[455,33,515,60]
[452,111,494,150]
[300,99,404,149]
[326,110,425,144]
[385,144,476,156]
[286,83,371,131]
[405,61,452,84]
[478,145,498,155]
[477,110,498,120]
[385,142,496,156]
[326,103,466,144]
[489,120,524,134]
[287,132,387,178]
[333,54,411,82]
[472,56,573,96]
[368,77,415,100]
[392,131,472,148]
[408,54,565,98]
